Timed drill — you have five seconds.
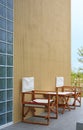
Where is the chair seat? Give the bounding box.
[25,104,45,108]
[24,99,53,108]
[33,99,53,103]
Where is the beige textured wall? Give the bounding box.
[14,0,71,122]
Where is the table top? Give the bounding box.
[22,90,73,96]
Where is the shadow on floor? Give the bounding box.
[1,98,83,130]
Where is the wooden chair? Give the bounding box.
[56,86,72,114]
[22,77,58,125]
[56,77,72,114]
[55,77,82,111]
[62,86,82,109]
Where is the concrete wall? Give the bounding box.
[14,0,71,122]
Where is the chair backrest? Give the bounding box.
[55,77,64,92]
[56,77,64,87]
[22,77,34,92]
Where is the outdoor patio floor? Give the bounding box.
[1,98,83,130]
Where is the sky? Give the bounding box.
[71,0,83,71]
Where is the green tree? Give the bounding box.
[71,47,83,86]
[78,46,83,71]
[71,71,80,86]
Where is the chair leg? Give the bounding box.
[22,106,50,125]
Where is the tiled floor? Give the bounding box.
[1,98,83,130]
